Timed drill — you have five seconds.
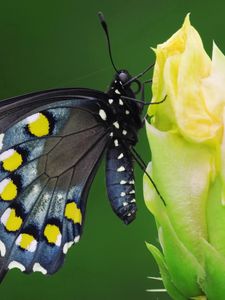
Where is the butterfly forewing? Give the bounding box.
[0,90,111,279]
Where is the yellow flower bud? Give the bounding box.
[144,15,225,299]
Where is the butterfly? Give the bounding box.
[0,12,165,282]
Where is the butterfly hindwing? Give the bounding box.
[0,89,111,279]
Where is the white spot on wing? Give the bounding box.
[117,166,125,172]
[120,192,126,197]
[56,234,62,247]
[115,89,120,94]
[119,99,123,105]
[130,199,136,203]
[0,240,6,257]
[33,263,47,275]
[0,178,11,194]
[63,241,74,254]
[0,133,4,150]
[108,99,114,104]
[123,202,128,206]
[110,132,113,137]
[129,180,134,184]
[99,109,107,120]
[8,261,25,272]
[125,110,130,115]
[1,208,11,226]
[28,240,38,252]
[129,190,135,194]
[15,235,22,246]
[26,113,40,124]
[74,235,80,243]
[0,149,15,161]
[122,130,127,135]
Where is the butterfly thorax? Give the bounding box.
[106,70,143,147]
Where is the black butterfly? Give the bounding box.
[0,12,164,281]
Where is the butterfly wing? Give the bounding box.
[0,88,111,280]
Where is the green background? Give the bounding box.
[0,1,223,299]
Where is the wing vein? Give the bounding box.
[0,177,51,273]
[50,129,110,179]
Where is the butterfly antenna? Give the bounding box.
[124,63,154,86]
[98,11,119,73]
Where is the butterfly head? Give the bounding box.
[113,70,141,94]
[113,70,144,113]
[116,70,131,84]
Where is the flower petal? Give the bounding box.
[202,43,225,122]
[149,15,222,144]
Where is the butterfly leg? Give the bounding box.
[130,147,166,206]
[140,79,152,102]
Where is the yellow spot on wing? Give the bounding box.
[44,224,61,245]
[65,202,82,224]
[5,209,22,231]
[28,113,50,137]
[1,180,17,201]
[2,151,22,171]
[19,234,35,249]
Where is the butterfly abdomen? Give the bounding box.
[106,141,136,224]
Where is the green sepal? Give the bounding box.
[146,242,187,300]
[200,239,225,300]
[157,217,205,298]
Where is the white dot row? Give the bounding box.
[120,190,135,197]
[0,235,81,274]
[120,180,135,185]
[122,199,136,207]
